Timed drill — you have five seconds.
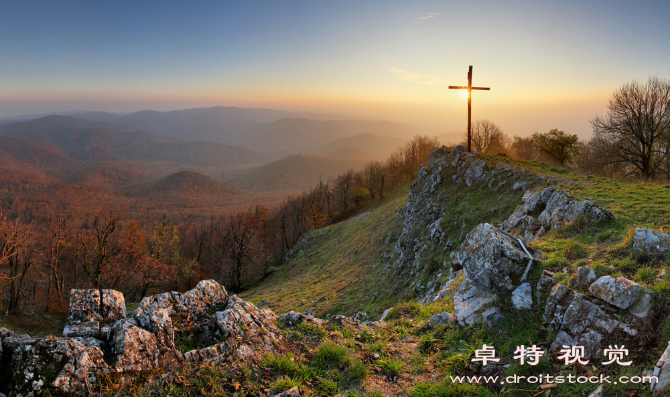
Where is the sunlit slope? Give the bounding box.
[241,184,410,317]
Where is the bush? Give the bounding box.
[314,341,350,366]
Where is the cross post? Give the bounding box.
[449,66,490,152]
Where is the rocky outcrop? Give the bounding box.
[633,227,670,253]
[457,223,540,292]
[1,280,281,396]
[544,284,639,358]
[64,289,126,338]
[3,334,108,396]
[503,188,614,240]
[429,312,456,326]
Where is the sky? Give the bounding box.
[2,0,670,139]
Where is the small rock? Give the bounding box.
[588,385,604,397]
[633,227,670,253]
[429,312,456,327]
[482,307,504,328]
[511,283,533,310]
[380,308,393,321]
[535,270,557,303]
[512,182,527,191]
[571,266,596,290]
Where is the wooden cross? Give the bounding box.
[449,66,490,152]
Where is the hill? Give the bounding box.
[306,132,408,159]
[128,170,240,197]
[0,135,78,166]
[0,116,279,166]
[220,154,371,192]
[324,146,379,161]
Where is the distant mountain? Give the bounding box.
[324,147,379,161]
[220,154,370,192]
[0,135,78,166]
[0,116,281,167]
[240,119,418,152]
[66,161,188,189]
[306,132,407,160]
[74,106,349,145]
[129,170,240,197]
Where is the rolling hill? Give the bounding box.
[127,170,241,197]
[306,132,408,159]
[0,135,78,166]
[220,154,371,192]
[0,116,280,167]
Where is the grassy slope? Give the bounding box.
[241,184,411,318]
[238,156,670,396]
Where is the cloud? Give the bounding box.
[389,67,443,84]
[415,12,441,23]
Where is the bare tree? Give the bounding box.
[463,120,507,154]
[591,76,670,180]
[511,136,537,160]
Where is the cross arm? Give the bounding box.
[449,86,468,89]
[471,87,490,90]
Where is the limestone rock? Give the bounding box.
[134,279,229,331]
[589,276,644,309]
[429,312,456,327]
[5,335,109,396]
[633,227,670,253]
[535,270,557,303]
[110,320,162,372]
[544,284,637,358]
[457,223,540,292]
[571,266,596,290]
[651,342,670,392]
[66,289,126,324]
[482,307,504,328]
[278,311,326,326]
[503,188,614,240]
[185,295,280,364]
[380,308,393,321]
[453,278,496,326]
[512,182,527,191]
[629,289,653,319]
[511,282,533,310]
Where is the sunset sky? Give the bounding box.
[2,0,670,138]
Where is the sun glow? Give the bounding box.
[459,90,469,99]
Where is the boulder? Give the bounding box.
[511,283,533,310]
[429,312,456,327]
[457,223,540,292]
[544,284,637,358]
[571,266,596,290]
[503,188,614,240]
[452,278,496,326]
[110,320,162,372]
[4,335,109,396]
[633,227,670,253]
[64,289,126,337]
[588,276,644,309]
[482,307,505,328]
[185,295,280,364]
[134,279,229,331]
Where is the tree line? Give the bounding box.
[0,135,440,313]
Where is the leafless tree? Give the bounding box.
[591,76,670,180]
[511,135,538,160]
[464,119,507,154]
